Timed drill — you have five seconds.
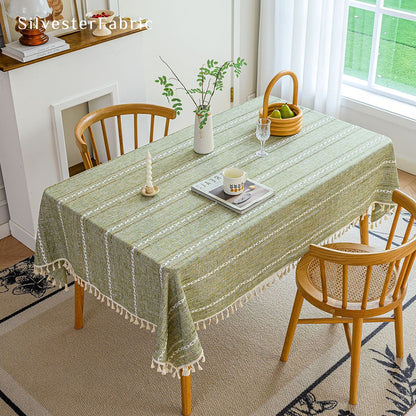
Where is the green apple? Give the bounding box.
[280,104,295,118]
[270,109,282,119]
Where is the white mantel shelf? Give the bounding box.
[0,22,147,72]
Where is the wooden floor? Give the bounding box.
[0,170,416,270]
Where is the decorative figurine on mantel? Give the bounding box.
[141,150,159,196]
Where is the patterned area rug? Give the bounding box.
[0,256,72,323]
[0,214,415,416]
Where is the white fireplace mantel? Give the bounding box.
[0,30,147,250]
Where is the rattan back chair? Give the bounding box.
[280,189,416,405]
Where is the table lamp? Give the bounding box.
[8,0,52,46]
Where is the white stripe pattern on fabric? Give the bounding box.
[57,203,70,255]
[183,158,394,289]
[161,137,391,271]
[190,187,392,314]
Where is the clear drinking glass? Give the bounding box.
[256,118,271,157]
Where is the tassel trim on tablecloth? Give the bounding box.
[33,260,158,333]
[33,202,395,377]
[151,352,206,379]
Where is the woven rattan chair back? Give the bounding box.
[75,103,176,170]
[306,189,416,313]
[280,189,416,405]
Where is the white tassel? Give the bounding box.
[202,321,206,330]
[151,361,155,369]
[195,322,200,331]
[125,311,129,320]
[214,315,219,324]
[140,321,145,329]
[130,315,134,323]
[134,318,139,325]
[146,322,150,330]
[151,324,156,333]
[197,361,203,371]
[64,284,69,292]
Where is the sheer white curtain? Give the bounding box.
[257,0,349,116]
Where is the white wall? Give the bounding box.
[339,98,416,175]
[0,166,10,239]
[118,0,233,132]
[238,0,260,103]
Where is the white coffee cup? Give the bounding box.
[223,167,248,195]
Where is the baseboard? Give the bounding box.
[0,222,10,239]
[9,220,35,251]
[396,155,416,176]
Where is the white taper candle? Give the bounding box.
[145,150,153,189]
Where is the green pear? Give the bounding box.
[270,109,282,119]
[280,104,295,118]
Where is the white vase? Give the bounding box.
[194,113,214,154]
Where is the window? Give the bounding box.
[344,0,416,105]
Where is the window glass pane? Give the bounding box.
[359,0,376,4]
[384,0,416,14]
[344,7,375,80]
[376,15,416,96]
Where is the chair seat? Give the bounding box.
[306,243,397,303]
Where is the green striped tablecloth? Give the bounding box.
[34,96,399,377]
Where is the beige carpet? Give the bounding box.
[1,217,416,415]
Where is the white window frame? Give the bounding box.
[344,0,416,106]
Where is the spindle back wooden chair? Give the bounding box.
[75,103,176,170]
[280,189,416,405]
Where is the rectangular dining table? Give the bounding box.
[34,96,399,415]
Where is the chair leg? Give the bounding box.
[349,318,363,405]
[360,214,369,245]
[343,323,352,354]
[180,369,191,416]
[74,281,84,330]
[394,303,404,359]
[281,289,304,362]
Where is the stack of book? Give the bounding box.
[1,37,69,63]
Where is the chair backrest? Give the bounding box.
[308,189,416,310]
[74,103,176,170]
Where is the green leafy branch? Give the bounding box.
[155,56,247,129]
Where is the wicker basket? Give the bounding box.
[259,70,303,136]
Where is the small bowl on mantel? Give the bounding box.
[86,10,115,36]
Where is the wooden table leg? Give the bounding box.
[359,214,369,245]
[74,281,84,330]
[180,369,191,416]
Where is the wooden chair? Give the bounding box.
[280,189,416,405]
[74,103,176,170]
